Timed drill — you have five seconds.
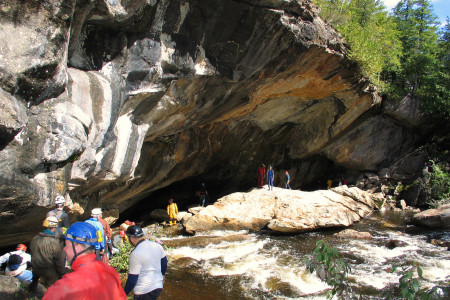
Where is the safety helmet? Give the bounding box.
[55,196,65,205]
[125,225,144,238]
[16,244,27,251]
[43,216,59,228]
[65,222,99,246]
[91,208,102,216]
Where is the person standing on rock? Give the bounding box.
[167,198,178,226]
[284,171,291,189]
[197,182,209,207]
[267,166,274,191]
[327,179,333,189]
[43,222,127,300]
[29,216,66,290]
[85,208,106,261]
[124,225,167,299]
[257,163,266,188]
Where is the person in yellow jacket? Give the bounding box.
[167,198,178,226]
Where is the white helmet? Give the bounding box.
[91,208,102,216]
[55,196,65,205]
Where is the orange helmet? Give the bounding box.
[119,230,126,237]
[16,244,27,251]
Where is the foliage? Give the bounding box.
[110,240,134,273]
[389,263,447,299]
[314,0,450,121]
[421,18,450,120]
[427,160,450,207]
[304,240,352,299]
[392,0,440,98]
[314,0,402,88]
[110,223,170,274]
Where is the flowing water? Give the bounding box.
[157,211,449,299]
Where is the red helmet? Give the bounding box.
[16,244,27,251]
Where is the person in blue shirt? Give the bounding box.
[85,208,105,261]
[267,166,274,191]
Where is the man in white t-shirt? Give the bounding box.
[124,225,167,299]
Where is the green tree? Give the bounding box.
[314,0,402,88]
[421,18,450,119]
[393,0,439,98]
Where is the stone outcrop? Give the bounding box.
[412,204,450,229]
[0,0,425,246]
[0,275,46,300]
[183,185,376,233]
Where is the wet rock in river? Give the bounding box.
[412,204,450,229]
[385,239,408,249]
[334,229,372,240]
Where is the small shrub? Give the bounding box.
[110,241,134,273]
[110,224,170,274]
[389,263,447,300]
[427,161,450,208]
[304,240,352,299]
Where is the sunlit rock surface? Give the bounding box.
[0,0,423,246]
[412,204,450,229]
[184,185,376,233]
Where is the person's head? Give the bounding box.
[269,166,272,170]
[91,208,102,219]
[285,171,289,174]
[7,254,25,276]
[169,198,174,203]
[16,244,27,252]
[54,195,65,210]
[201,182,205,187]
[125,225,145,246]
[43,216,59,231]
[64,222,99,265]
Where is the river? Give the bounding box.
[156,210,449,299]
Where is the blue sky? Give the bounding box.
[382,0,449,26]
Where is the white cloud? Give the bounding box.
[382,0,400,11]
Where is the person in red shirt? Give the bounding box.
[257,163,266,188]
[43,222,127,300]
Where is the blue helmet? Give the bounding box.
[65,222,99,247]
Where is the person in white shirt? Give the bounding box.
[0,244,32,282]
[124,225,167,299]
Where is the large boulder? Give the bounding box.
[412,204,450,229]
[184,185,376,233]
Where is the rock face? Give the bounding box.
[0,0,424,246]
[184,185,376,233]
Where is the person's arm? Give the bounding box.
[53,246,66,278]
[124,274,139,295]
[0,253,10,266]
[62,213,70,228]
[161,256,168,275]
[105,223,113,240]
